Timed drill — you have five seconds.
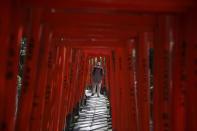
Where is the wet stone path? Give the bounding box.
[72,90,112,131]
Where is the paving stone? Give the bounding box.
[73,90,112,131]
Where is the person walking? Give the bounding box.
[91,62,104,97]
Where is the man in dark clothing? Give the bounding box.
[91,62,104,97]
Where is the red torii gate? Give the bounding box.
[0,0,197,131]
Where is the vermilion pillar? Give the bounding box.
[16,8,43,131]
[65,47,72,116]
[118,47,130,130]
[78,52,85,102]
[124,41,138,131]
[0,5,22,131]
[106,56,111,92]
[29,26,52,131]
[153,15,173,131]
[114,47,130,130]
[48,45,60,130]
[72,50,81,107]
[184,8,197,131]
[114,48,122,131]
[59,47,71,130]
[79,53,86,99]
[49,45,61,130]
[109,51,117,130]
[136,32,150,131]
[42,45,58,130]
[53,45,66,131]
[66,48,74,115]
[104,56,109,92]
[68,49,77,112]
[171,17,186,131]
[0,6,12,131]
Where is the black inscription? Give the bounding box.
[179,42,187,107]
[23,67,31,92]
[162,112,170,130]
[112,51,116,71]
[142,58,149,102]
[45,85,51,101]
[23,81,29,88]
[180,74,187,81]
[69,66,73,84]
[30,116,35,121]
[5,34,16,80]
[194,58,197,65]
[8,47,15,57]
[26,38,34,60]
[0,122,7,130]
[5,71,14,80]
[162,50,170,102]
[119,57,122,70]
[7,60,13,67]
[64,74,67,89]
[32,101,38,107]
[48,51,53,68]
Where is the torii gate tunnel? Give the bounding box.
[0,0,197,131]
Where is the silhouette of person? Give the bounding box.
[91,62,104,97]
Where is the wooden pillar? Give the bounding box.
[53,45,67,131]
[0,5,23,131]
[109,51,117,130]
[117,45,139,131]
[114,48,122,131]
[153,15,173,131]
[68,49,77,112]
[118,48,129,130]
[66,49,72,114]
[29,26,53,131]
[72,50,81,107]
[59,47,71,130]
[89,56,93,85]
[104,56,110,92]
[49,45,60,130]
[42,45,58,130]
[81,53,87,96]
[16,8,43,131]
[124,41,138,131]
[184,8,197,131]
[171,16,186,131]
[78,52,84,102]
[48,45,58,130]
[136,32,150,131]
[0,7,10,130]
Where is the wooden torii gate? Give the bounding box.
[0,0,197,131]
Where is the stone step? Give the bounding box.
[72,90,112,131]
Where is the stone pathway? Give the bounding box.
[73,90,112,131]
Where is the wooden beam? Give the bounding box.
[21,0,194,13]
[44,12,156,28]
